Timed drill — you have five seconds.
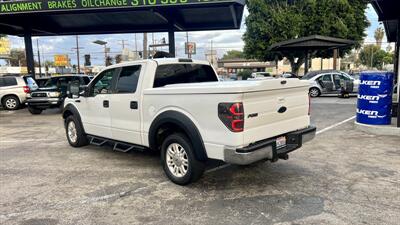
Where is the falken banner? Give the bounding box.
[0,0,224,14]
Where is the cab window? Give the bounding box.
[319,74,332,82]
[116,65,141,93]
[154,64,217,88]
[92,69,116,96]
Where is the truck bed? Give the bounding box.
[142,78,311,156]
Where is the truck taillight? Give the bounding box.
[23,86,30,93]
[218,102,244,132]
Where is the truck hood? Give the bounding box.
[144,79,310,95]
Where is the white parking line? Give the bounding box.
[316,116,356,135]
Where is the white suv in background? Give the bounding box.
[0,75,38,110]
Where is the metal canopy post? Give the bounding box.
[168,30,175,57]
[24,32,35,77]
[304,51,309,74]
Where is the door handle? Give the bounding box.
[103,100,109,108]
[130,101,138,109]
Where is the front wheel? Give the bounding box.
[65,115,88,147]
[309,87,321,98]
[28,106,42,115]
[161,133,205,185]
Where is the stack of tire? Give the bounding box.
[356,72,394,125]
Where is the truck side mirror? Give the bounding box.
[67,81,80,98]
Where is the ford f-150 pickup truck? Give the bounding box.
[63,58,316,185]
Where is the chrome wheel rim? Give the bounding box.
[310,89,319,97]
[67,121,78,143]
[166,143,189,178]
[5,98,17,109]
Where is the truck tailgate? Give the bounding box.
[243,79,310,145]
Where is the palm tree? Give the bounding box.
[374,27,385,48]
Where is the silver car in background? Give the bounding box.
[301,70,359,97]
[0,75,38,110]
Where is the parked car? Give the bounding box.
[251,72,272,78]
[301,70,359,97]
[63,58,316,185]
[0,75,38,110]
[27,75,91,114]
[280,72,299,79]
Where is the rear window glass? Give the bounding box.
[154,64,218,88]
[23,77,38,90]
[0,77,17,87]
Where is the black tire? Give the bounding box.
[65,115,88,147]
[309,87,321,97]
[28,106,42,115]
[161,133,205,185]
[2,95,20,110]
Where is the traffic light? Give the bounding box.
[84,54,91,66]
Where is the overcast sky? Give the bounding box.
[2,4,394,66]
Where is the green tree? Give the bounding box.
[105,56,114,66]
[238,69,252,80]
[243,0,369,74]
[8,49,26,66]
[374,27,385,48]
[222,50,245,60]
[359,45,393,69]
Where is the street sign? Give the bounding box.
[185,42,196,55]
[54,54,69,67]
[0,37,10,56]
[0,0,228,14]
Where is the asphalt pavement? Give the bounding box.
[0,97,399,225]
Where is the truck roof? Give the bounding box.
[106,58,211,69]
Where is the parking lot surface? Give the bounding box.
[1,97,399,225]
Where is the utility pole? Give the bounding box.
[118,39,129,50]
[143,33,148,59]
[72,36,83,74]
[36,39,42,77]
[134,34,138,55]
[186,32,191,59]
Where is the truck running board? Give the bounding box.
[88,135,146,153]
[89,136,107,146]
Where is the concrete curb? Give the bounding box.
[354,119,400,136]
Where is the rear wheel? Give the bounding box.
[309,87,321,97]
[28,106,42,115]
[65,115,88,147]
[161,133,205,185]
[2,96,20,110]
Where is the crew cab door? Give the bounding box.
[316,74,334,93]
[109,64,143,145]
[79,68,116,139]
[333,73,354,93]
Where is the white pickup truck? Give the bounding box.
[63,58,315,185]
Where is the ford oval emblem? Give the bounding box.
[278,106,287,113]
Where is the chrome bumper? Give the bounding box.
[224,126,316,165]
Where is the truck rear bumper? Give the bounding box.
[224,126,316,165]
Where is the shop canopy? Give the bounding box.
[0,0,245,76]
[269,35,356,51]
[0,0,245,36]
[269,35,356,74]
